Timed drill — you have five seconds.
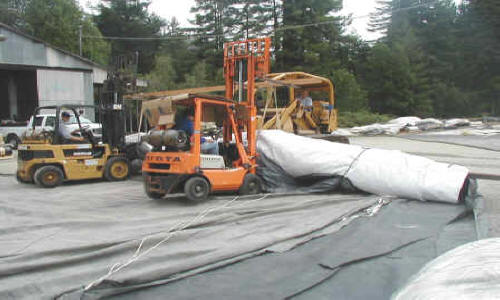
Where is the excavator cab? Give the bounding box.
[142,38,271,202]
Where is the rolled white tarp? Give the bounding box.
[393,238,500,299]
[256,130,469,204]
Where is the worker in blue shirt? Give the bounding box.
[175,110,218,155]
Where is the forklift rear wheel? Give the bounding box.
[34,166,64,188]
[104,157,130,181]
[239,174,263,195]
[184,177,210,203]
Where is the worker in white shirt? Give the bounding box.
[59,111,85,143]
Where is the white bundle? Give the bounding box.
[257,130,469,203]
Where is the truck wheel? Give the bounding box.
[34,166,64,188]
[104,157,129,181]
[184,177,210,203]
[7,135,20,150]
[239,174,263,195]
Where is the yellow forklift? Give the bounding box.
[16,77,140,188]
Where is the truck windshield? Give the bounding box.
[68,116,92,124]
[34,116,44,126]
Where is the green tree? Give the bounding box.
[159,19,198,85]
[95,0,165,74]
[0,0,29,27]
[232,0,274,39]
[332,68,368,112]
[455,0,500,115]
[190,0,234,51]
[144,54,176,92]
[182,61,224,88]
[359,43,413,115]
[22,0,109,65]
[277,0,345,75]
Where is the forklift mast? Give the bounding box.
[223,38,271,158]
[100,74,125,149]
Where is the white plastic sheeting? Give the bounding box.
[388,116,422,127]
[416,118,443,131]
[257,130,469,203]
[444,118,471,128]
[350,123,403,136]
[393,238,500,299]
[331,116,479,137]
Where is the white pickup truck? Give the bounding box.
[0,121,28,149]
[0,114,102,149]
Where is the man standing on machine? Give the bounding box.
[59,111,85,143]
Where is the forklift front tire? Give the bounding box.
[34,166,64,188]
[239,173,263,195]
[184,177,210,203]
[104,157,130,181]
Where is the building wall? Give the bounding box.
[36,70,94,107]
[93,67,108,84]
[0,24,107,121]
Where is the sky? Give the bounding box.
[78,0,453,41]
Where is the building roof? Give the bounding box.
[0,22,106,72]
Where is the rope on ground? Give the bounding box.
[84,193,270,292]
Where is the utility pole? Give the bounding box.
[79,25,83,56]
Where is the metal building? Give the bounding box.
[0,22,107,122]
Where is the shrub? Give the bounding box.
[338,110,393,128]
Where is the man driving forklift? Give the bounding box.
[59,111,85,143]
[16,105,134,188]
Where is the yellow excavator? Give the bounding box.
[126,71,339,135]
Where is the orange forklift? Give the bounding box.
[142,38,271,202]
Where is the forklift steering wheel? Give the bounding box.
[81,126,96,144]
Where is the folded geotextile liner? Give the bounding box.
[256,130,470,204]
[0,176,380,299]
[393,238,500,299]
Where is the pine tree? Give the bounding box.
[190,0,234,51]
[231,0,274,39]
[94,0,164,73]
[457,0,500,115]
[278,0,344,74]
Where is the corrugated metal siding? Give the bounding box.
[83,72,93,106]
[37,70,91,106]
